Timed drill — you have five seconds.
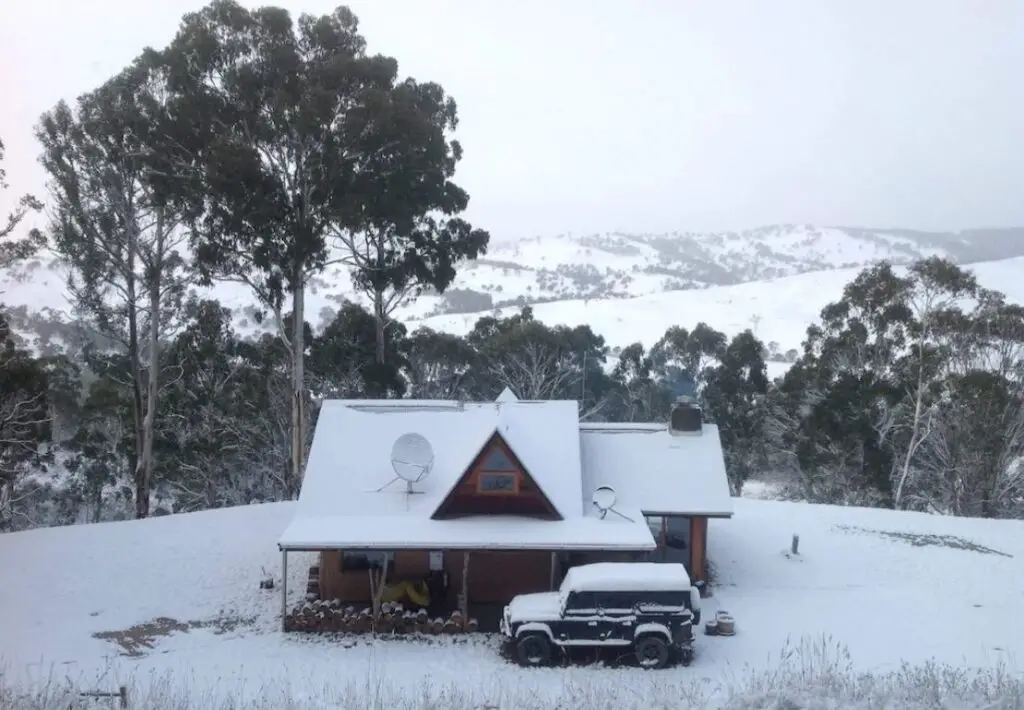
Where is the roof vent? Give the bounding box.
[669,399,702,436]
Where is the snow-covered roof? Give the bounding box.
[279,515,655,551]
[579,423,734,517]
[560,562,691,593]
[278,399,656,550]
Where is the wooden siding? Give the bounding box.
[689,516,708,582]
[317,549,553,605]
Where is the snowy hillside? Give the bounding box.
[2,225,1024,357]
[1,496,1022,707]
[418,256,1024,357]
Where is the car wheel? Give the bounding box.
[515,632,552,667]
[634,635,670,669]
[679,645,694,666]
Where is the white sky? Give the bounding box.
[1,1,1022,242]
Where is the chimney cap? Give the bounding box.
[669,400,703,436]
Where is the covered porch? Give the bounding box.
[277,513,657,631]
[644,513,720,588]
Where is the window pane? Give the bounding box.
[341,550,389,571]
[479,472,516,492]
[480,447,516,471]
[566,592,596,610]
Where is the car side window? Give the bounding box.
[635,591,687,609]
[564,592,597,611]
[593,592,636,610]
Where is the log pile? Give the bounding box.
[283,599,480,634]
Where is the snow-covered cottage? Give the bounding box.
[277,389,733,623]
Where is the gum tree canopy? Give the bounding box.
[156,1,487,491]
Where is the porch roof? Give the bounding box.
[277,512,657,551]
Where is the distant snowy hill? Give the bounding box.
[418,256,1024,360]
[2,224,1023,357]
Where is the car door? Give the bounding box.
[596,592,637,644]
[558,592,603,643]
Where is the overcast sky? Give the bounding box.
[1,1,1022,241]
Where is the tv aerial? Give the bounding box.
[379,432,435,497]
[591,485,632,521]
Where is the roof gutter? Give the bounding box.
[643,511,734,519]
[277,540,657,552]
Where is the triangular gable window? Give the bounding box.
[431,432,561,520]
[480,447,516,472]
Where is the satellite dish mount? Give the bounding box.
[591,485,632,522]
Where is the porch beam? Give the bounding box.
[689,516,708,585]
[280,548,288,631]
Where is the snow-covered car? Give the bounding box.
[499,562,701,669]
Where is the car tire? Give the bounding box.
[515,632,552,667]
[634,635,670,669]
[679,645,694,666]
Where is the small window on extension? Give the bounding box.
[341,550,391,572]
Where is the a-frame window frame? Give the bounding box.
[431,431,561,520]
[475,438,521,496]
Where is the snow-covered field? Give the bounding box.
[2,495,1023,708]
[417,256,1024,353]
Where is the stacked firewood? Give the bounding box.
[284,599,479,634]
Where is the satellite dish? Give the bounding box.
[390,433,434,488]
[591,485,617,515]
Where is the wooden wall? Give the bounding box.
[318,549,553,605]
[689,516,708,582]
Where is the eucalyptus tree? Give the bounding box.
[466,307,610,412]
[0,312,50,530]
[157,1,482,489]
[333,79,490,364]
[0,137,44,266]
[36,56,195,517]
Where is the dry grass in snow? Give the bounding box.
[2,637,1023,709]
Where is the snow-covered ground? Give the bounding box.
[1,494,1022,707]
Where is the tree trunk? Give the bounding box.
[372,230,388,366]
[373,287,387,366]
[289,267,307,497]
[137,210,164,520]
[138,273,161,518]
[127,277,148,519]
[893,339,929,510]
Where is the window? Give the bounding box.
[480,447,516,471]
[341,550,391,572]
[478,472,518,493]
[564,592,597,611]
[647,515,690,565]
[475,441,521,494]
